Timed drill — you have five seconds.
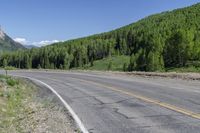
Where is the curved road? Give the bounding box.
[1,70,200,133]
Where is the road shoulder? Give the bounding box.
[0,75,78,133]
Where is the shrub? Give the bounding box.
[6,78,19,86]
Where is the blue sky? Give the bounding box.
[0,0,200,46]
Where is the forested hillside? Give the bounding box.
[1,3,200,71]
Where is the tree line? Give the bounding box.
[1,3,200,71]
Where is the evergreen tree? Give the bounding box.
[123,63,128,72]
[3,59,7,68]
[128,54,137,71]
[107,61,113,70]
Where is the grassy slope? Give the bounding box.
[76,55,130,71]
[166,67,200,73]
[0,75,35,132]
[76,55,200,72]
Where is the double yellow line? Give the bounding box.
[72,77,200,120]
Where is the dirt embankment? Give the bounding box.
[123,72,200,80]
[75,70,200,80]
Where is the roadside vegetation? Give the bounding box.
[166,66,200,73]
[0,75,28,132]
[0,75,77,133]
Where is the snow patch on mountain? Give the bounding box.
[0,27,5,40]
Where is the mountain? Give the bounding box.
[1,3,200,71]
[24,45,38,49]
[0,27,25,51]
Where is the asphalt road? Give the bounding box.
[1,70,200,133]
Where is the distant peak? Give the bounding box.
[0,26,5,40]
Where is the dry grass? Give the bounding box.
[0,75,77,133]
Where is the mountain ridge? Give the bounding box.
[0,27,25,51]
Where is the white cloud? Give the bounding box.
[14,38,28,45]
[32,40,60,47]
[14,37,62,47]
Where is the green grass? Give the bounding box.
[79,55,130,71]
[0,75,34,132]
[75,55,200,73]
[166,66,200,73]
[6,78,19,86]
[0,74,6,79]
[4,66,17,70]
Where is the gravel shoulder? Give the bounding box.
[69,70,200,81]
[0,75,78,133]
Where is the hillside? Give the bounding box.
[74,56,130,71]
[24,45,38,49]
[0,3,200,71]
[0,28,25,52]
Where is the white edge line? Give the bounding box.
[11,75,89,133]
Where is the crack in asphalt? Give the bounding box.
[113,108,134,119]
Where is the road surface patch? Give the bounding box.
[71,77,200,120]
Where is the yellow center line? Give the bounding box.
[70,77,200,120]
